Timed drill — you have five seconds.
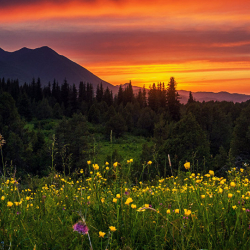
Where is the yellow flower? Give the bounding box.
[1,196,5,201]
[14,202,19,206]
[184,162,190,170]
[90,171,93,175]
[147,161,152,165]
[125,197,133,205]
[218,188,223,194]
[209,170,214,176]
[201,195,205,199]
[7,201,13,207]
[113,162,118,167]
[166,209,171,214]
[101,198,105,203]
[93,164,99,170]
[240,168,244,172]
[144,204,149,208]
[232,205,237,210]
[87,161,91,165]
[106,167,109,170]
[99,231,106,238]
[80,169,83,174]
[184,209,192,216]
[127,160,130,164]
[175,209,180,214]
[109,226,116,232]
[228,193,233,198]
[113,198,117,203]
[131,204,137,209]
[130,159,133,163]
[87,196,90,200]
[26,196,30,201]
[230,182,236,187]
[116,194,121,199]
[105,162,109,165]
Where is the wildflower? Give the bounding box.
[109,226,116,232]
[113,162,118,168]
[184,162,190,170]
[93,164,99,170]
[99,231,106,238]
[101,198,105,203]
[232,205,237,210]
[130,159,133,163]
[87,161,91,165]
[147,161,152,165]
[116,194,121,199]
[167,209,171,214]
[105,162,109,166]
[113,198,117,203]
[228,193,233,198]
[80,169,84,174]
[144,204,150,208]
[201,195,205,199]
[184,209,192,216]
[7,201,13,207]
[230,182,236,187]
[125,197,133,205]
[73,221,89,235]
[209,170,214,176]
[1,196,5,201]
[175,209,180,214]
[240,168,244,172]
[131,204,137,209]
[106,167,109,170]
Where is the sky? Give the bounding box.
[0,0,250,94]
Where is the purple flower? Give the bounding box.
[16,211,20,215]
[73,221,89,235]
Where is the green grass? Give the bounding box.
[1,163,250,249]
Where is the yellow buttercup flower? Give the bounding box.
[228,193,233,198]
[1,196,5,201]
[167,209,171,214]
[184,162,190,170]
[113,198,117,203]
[109,226,116,232]
[184,209,192,216]
[87,161,91,165]
[116,194,121,199]
[209,170,214,176]
[105,162,109,166]
[147,161,152,165]
[230,182,236,187]
[7,201,13,207]
[93,164,99,170]
[131,204,137,209]
[99,231,106,238]
[113,162,118,167]
[201,195,205,199]
[175,209,180,214]
[125,197,133,205]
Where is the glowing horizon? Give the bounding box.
[0,0,250,94]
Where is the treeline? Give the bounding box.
[1,76,250,178]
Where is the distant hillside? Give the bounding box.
[0,46,116,92]
[178,90,250,104]
[1,46,249,103]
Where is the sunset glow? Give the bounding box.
[0,0,250,93]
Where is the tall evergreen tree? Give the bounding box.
[166,77,180,121]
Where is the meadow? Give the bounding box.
[1,158,250,250]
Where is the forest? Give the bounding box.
[0,76,250,180]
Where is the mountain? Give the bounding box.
[178,90,250,104]
[1,46,249,103]
[0,46,116,92]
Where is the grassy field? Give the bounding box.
[1,161,250,249]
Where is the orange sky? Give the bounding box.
[0,0,250,93]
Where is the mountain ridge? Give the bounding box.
[0,46,249,103]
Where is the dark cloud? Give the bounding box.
[0,28,249,66]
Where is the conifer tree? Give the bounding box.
[166,77,180,121]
